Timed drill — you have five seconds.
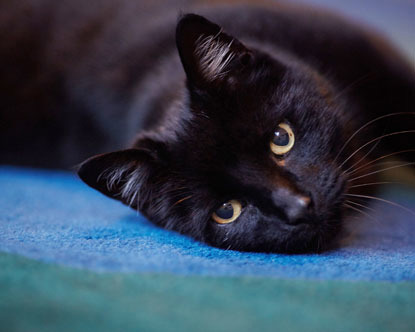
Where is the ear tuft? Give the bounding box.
[176,14,249,88]
[195,34,235,81]
[78,149,153,207]
[98,161,147,206]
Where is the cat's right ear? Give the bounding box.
[176,14,252,90]
[77,149,157,208]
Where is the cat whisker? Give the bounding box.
[348,161,415,182]
[339,130,415,170]
[172,195,193,207]
[332,73,375,102]
[343,202,378,223]
[345,149,415,176]
[197,111,210,120]
[334,112,415,163]
[348,181,405,188]
[347,160,406,177]
[342,138,382,175]
[345,193,415,217]
[345,199,377,214]
[161,186,191,196]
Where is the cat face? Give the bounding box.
[79,14,361,253]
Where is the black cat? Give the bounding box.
[1,0,414,252]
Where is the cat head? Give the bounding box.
[79,14,364,253]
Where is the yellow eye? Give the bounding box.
[270,123,295,155]
[212,200,242,224]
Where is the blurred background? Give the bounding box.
[294,0,414,63]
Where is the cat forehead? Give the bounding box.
[178,103,339,170]
[189,73,339,135]
[171,55,344,162]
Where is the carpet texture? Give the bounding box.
[1,252,414,332]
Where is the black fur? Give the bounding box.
[2,0,414,253]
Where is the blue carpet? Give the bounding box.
[1,166,414,281]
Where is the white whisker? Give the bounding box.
[344,203,377,222]
[347,160,405,177]
[342,139,381,175]
[346,149,415,176]
[345,193,415,217]
[339,130,415,170]
[348,162,415,182]
[332,73,374,102]
[348,181,404,188]
[346,199,377,214]
[334,112,415,163]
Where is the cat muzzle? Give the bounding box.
[271,188,312,224]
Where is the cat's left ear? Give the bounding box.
[176,13,252,90]
[77,146,161,208]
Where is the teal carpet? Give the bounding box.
[1,253,414,332]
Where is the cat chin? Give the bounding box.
[204,214,344,254]
[208,232,341,254]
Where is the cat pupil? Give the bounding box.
[216,203,234,219]
[273,128,289,146]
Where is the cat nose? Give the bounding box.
[271,188,311,224]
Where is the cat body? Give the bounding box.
[1,0,414,252]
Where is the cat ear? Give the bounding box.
[176,14,252,89]
[77,148,156,208]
